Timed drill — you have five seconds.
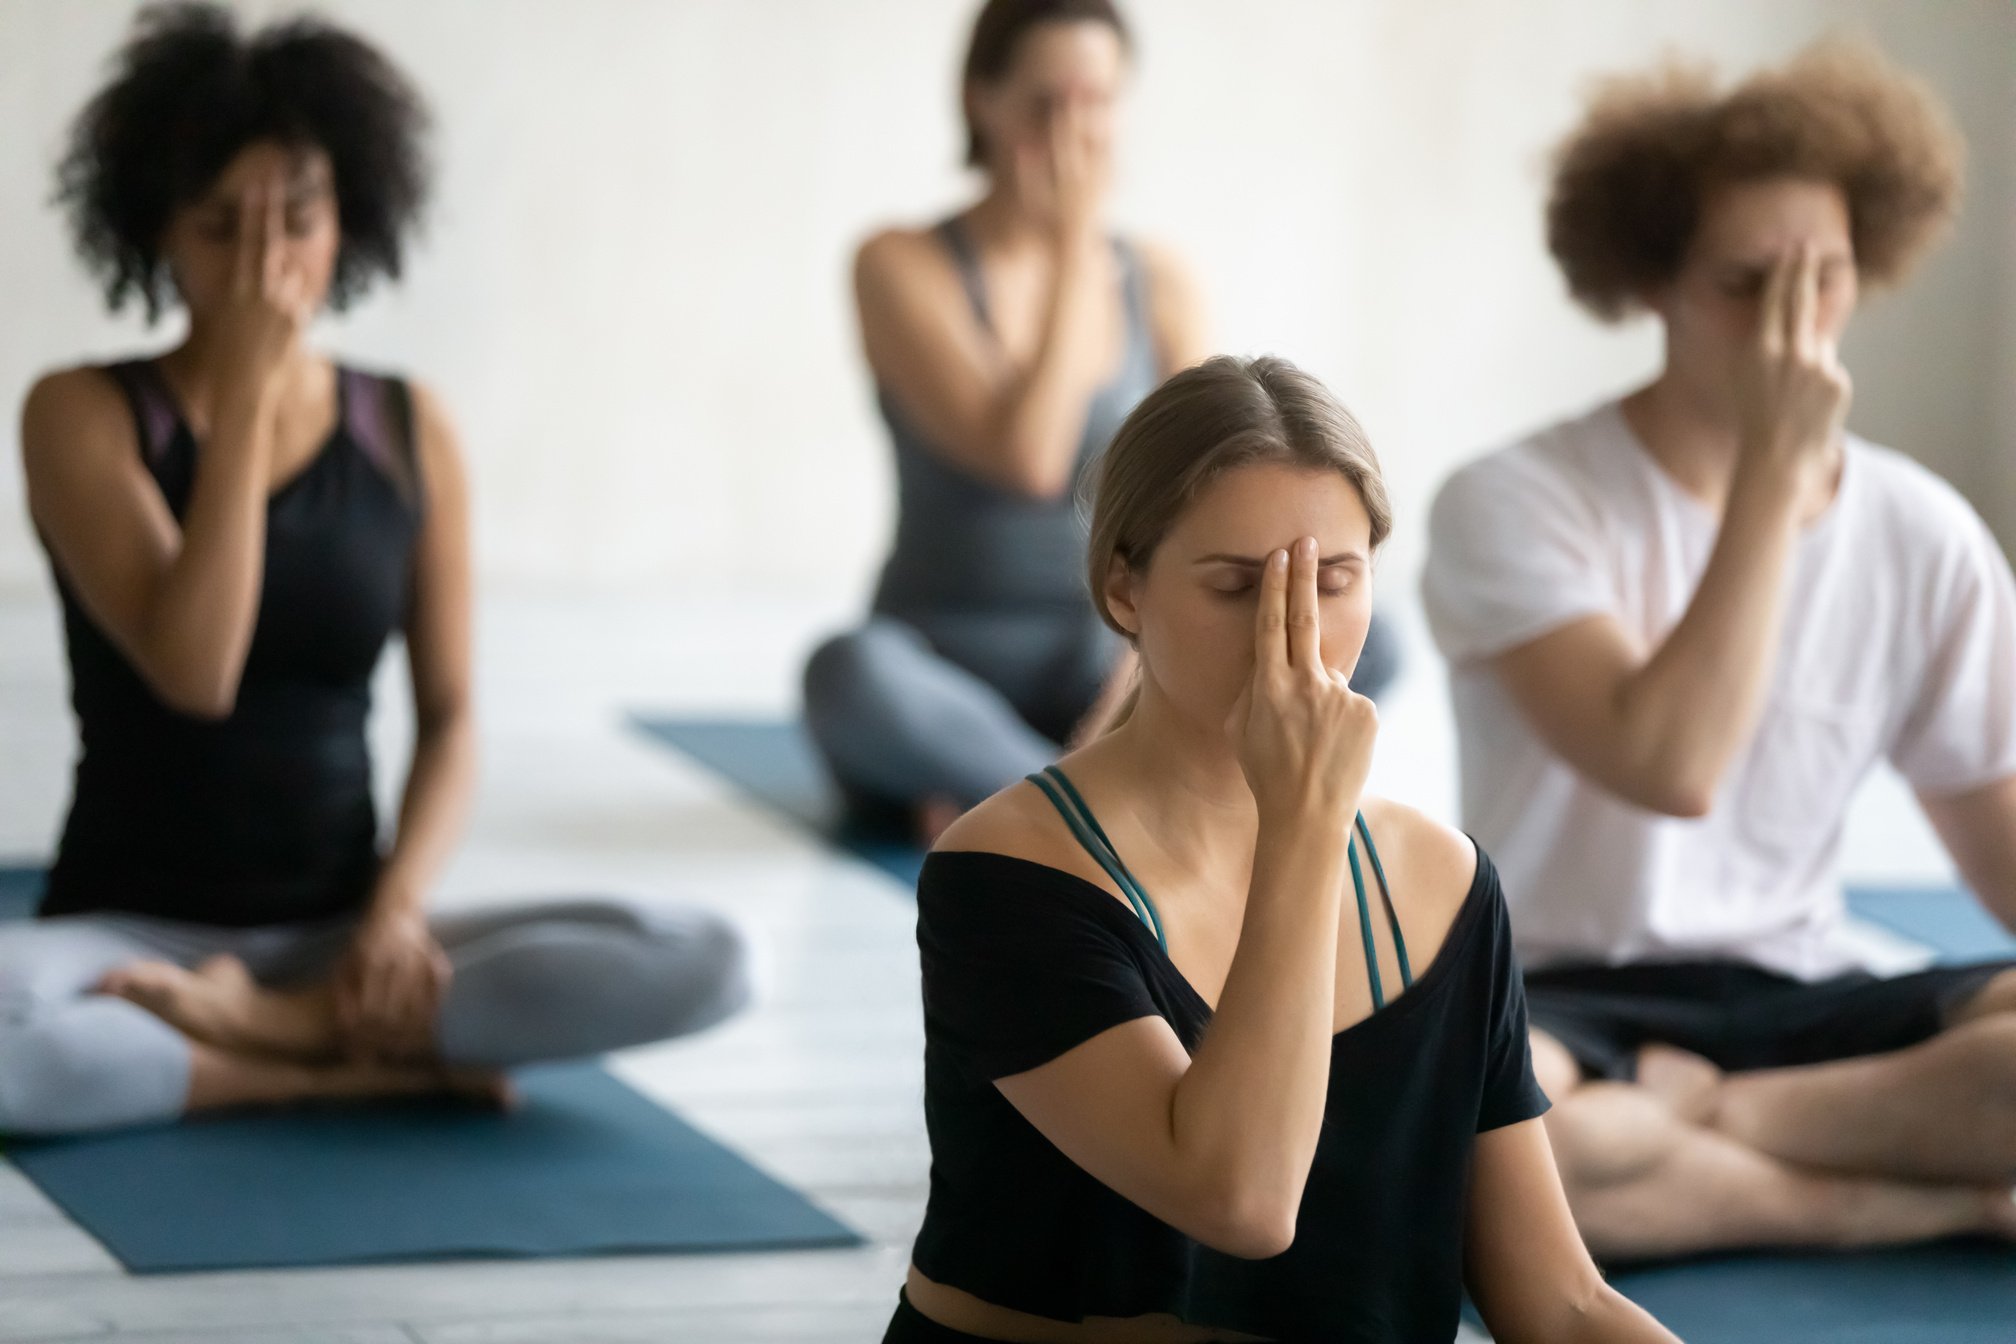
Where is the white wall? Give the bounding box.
[2,0,2011,610]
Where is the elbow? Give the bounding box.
[1649,767,1719,818]
[1190,1183,1300,1260]
[1000,462,1076,502]
[142,656,241,721]
[1643,779,1715,819]
[986,435,1076,501]
[149,670,238,721]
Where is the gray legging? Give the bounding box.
[0,899,750,1136]
[804,608,1119,812]
[803,607,1403,812]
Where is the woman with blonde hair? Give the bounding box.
[886,356,1674,1341]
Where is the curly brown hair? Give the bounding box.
[1545,38,1964,321]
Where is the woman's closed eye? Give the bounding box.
[1208,573,1355,600]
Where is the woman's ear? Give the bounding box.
[1103,554,1140,636]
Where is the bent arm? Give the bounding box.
[22,366,277,719]
[1490,458,1807,817]
[1920,775,2016,934]
[855,228,1114,500]
[996,810,1349,1259]
[1466,1119,1680,1344]
[368,382,477,917]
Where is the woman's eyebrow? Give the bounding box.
[1193,551,1364,567]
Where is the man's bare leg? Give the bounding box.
[1706,1012,2016,1185]
[1533,1031,2016,1258]
[1547,1077,2016,1259]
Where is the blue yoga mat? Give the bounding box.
[8,1060,860,1273]
[0,864,43,921]
[1607,1243,2016,1343]
[629,715,925,886]
[1846,884,2016,964]
[0,863,860,1273]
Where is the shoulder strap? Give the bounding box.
[1112,236,1153,349]
[1352,813,1413,998]
[934,216,995,340]
[339,367,421,508]
[102,360,181,468]
[1025,766,1167,950]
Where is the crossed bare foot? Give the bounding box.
[99,955,515,1112]
[98,954,271,1055]
[1633,1042,1724,1126]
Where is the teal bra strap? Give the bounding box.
[1346,835,1387,1011]
[1027,768,1169,952]
[1356,813,1413,988]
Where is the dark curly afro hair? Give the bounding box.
[56,1,430,322]
[1546,38,1964,322]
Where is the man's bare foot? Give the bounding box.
[1635,1043,1724,1125]
[1983,1187,2016,1241]
[916,795,965,848]
[100,954,337,1061]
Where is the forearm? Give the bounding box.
[1551,1287,1681,1344]
[370,706,477,916]
[988,233,1113,496]
[139,384,277,712]
[1169,811,1348,1221]
[1611,459,1806,808]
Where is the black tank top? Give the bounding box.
[39,358,423,928]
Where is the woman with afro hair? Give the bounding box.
[5,3,749,1135]
[1423,39,2016,1257]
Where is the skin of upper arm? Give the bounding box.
[20,367,183,663]
[1920,775,2016,930]
[852,228,1005,477]
[400,380,474,728]
[1490,615,1712,816]
[1463,1118,1613,1342]
[937,787,1269,1255]
[993,1016,1220,1239]
[1135,239,1208,377]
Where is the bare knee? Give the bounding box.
[654,909,753,1037]
[1544,1081,1688,1194]
[1530,1028,1583,1102]
[1948,968,2016,1026]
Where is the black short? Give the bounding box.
[1525,958,2016,1082]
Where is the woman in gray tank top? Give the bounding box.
[805,0,1399,840]
[803,0,1199,840]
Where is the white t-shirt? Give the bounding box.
[1422,400,2016,980]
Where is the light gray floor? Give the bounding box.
[0,589,1951,1342]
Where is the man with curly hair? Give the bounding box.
[1423,40,2016,1257]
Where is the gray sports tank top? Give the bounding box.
[872,216,1160,617]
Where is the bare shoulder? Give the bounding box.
[21,364,128,447]
[934,771,1127,901]
[1128,236,1207,374]
[853,224,957,297]
[935,779,1060,861]
[402,378,463,465]
[1358,795,1478,922]
[20,365,138,493]
[1130,236,1198,291]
